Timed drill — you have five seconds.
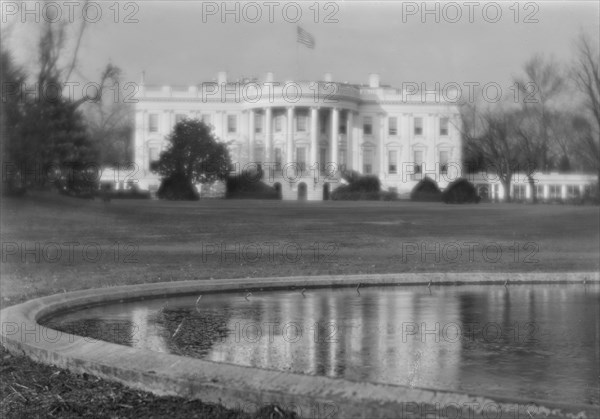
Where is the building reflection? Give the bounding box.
[201,288,463,389]
[51,285,598,406]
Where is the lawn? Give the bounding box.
[1,192,599,418]
[2,192,599,308]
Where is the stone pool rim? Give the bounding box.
[1,272,599,419]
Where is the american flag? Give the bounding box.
[297,26,315,49]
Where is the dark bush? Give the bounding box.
[340,172,381,193]
[331,174,391,200]
[2,179,27,197]
[410,178,442,202]
[225,171,279,199]
[331,188,397,201]
[110,188,151,200]
[157,173,199,200]
[442,178,481,204]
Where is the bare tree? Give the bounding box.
[513,55,565,202]
[83,69,134,167]
[461,100,523,202]
[36,17,119,109]
[572,32,600,194]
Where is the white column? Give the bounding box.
[310,107,318,168]
[330,108,339,170]
[286,107,294,165]
[346,111,353,171]
[222,111,227,139]
[352,112,360,170]
[379,113,386,179]
[248,109,255,163]
[265,107,273,161]
[135,110,146,171]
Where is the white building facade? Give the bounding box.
[131,72,462,200]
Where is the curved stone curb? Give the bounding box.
[1,272,598,419]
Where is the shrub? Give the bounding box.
[331,188,397,201]
[442,178,481,204]
[410,178,442,202]
[225,171,279,199]
[157,173,199,200]
[111,188,151,200]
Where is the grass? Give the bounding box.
[1,192,599,417]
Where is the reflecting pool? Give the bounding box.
[46,284,600,406]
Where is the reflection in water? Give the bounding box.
[48,284,600,406]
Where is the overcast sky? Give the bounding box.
[4,1,599,90]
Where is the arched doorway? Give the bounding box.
[322,183,330,200]
[273,182,282,200]
[298,182,307,200]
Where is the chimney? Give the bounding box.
[324,72,333,82]
[217,71,227,84]
[369,73,380,88]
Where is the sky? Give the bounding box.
[3,1,599,91]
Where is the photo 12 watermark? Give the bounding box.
[198,241,339,264]
[400,241,540,264]
[1,1,140,24]
[1,241,139,264]
[401,1,540,24]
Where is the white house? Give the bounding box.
[129,71,462,200]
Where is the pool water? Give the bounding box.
[46,284,600,406]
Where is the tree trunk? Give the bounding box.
[501,179,511,202]
[528,175,537,204]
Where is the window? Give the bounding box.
[255,113,263,133]
[363,148,374,174]
[388,117,398,136]
[440,117,449,136]
[320,114,327,134]
[567,185,580,198]
[388,150,398,174]
[439,151,449,174]
[414,150,423,174]
[363,116,373,135]
[201,114,211,126]
[297,115,307,132]
[175,114,186,124]
[149,147,159,162]
[536,184,545,199]
[320,148,327,172]
[296,147,306,171]
[149,114,159,132]
[549,185,561,199]
[275,116,283,132]
[339,123,346,135]
[227,115,237,133]
[513,184,526,200]
[339,149,347,172]
[254,146,264,164]
[414,117,423,136]
[275,148,282,170]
